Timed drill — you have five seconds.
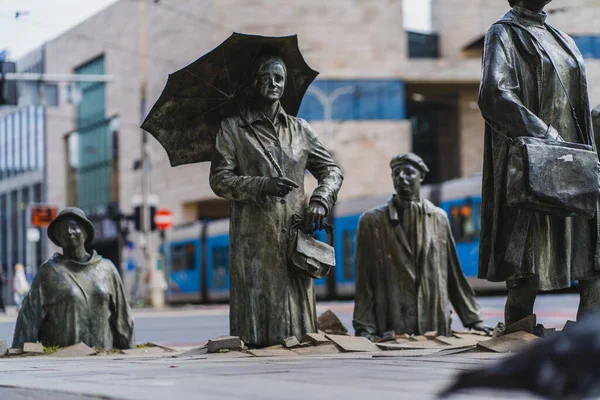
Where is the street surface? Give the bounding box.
[0,293,580,400]
[0,350,539,400]
[0,293,580,346]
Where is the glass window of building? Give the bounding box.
[28,107,36,170]
[13,113,20,173]
[20,110,28,171]
[6,116,12,177]
[36,106,44,169]
[0,119,5,179]
[71,56,114,213]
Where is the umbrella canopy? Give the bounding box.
[141,32,319,167]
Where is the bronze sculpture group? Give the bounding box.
[14,0,600,355]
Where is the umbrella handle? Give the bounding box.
[236,104,284,178]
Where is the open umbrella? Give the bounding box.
[141,32,319,167]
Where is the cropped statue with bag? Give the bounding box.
[478,0,600,326]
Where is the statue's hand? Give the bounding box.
[263,177,298,197]
[467,321,494,335]
[306,202,327,232]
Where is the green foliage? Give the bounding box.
[135,342,157,349]
[43,345,60,354]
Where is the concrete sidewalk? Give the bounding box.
[0,349,539,400]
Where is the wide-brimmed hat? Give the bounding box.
[47,207,95,247]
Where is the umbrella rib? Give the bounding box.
[195,99,232,117]
[184,70,231,99]
[175,96,232,100]
[221,46,233,95]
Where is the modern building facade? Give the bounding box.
[39,0,600,266]
[0,46,47,300]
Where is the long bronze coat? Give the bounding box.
[353,197,482,337]
[478,7,600,290]
[210,104,343,346]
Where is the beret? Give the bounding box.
[390,152,430,173]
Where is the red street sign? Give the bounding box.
[154,208,173,230]
[31,204,58,228]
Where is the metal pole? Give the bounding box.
[137,0,152,307]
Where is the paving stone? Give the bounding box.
[301,333,330,345]
[491,322,506,338]
[206,350,254,359]
[0,340,8,357]
[377,342,452,351]
[207,336,243,353]
[284,336,301,349]
[23,342,44,354]
[534,324,556,338]
[435,336,478,347]
[410,335,429,342]
[51,343,96,358]
[291,344,340,355]
[7,348,22,356]
[477,331,539,353]
[372,349,445,357]
[317,310,348,335]
[325,334,381,352]
[505,314,536,335]
[176,346,208,358]
[424,331,438,338]
[248,348,297,357]
[122,347,170,356]
[563,320,577,332]
[264,344,284,350]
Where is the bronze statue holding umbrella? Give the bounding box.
[142,33,343,347]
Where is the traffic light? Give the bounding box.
[0,61,17,106]
[133,205,157,232]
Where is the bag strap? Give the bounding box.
[236,103,284,177]
[495,20,587,145]
[291,214,333,235]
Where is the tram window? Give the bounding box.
[449,204,477,243]
[171,243,196,272]
[212,246,230,289]
[342,230,356,281]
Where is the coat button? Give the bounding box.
[280,199,286,204]
[281,228,287,233]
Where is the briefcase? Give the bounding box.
[288,215,335,279]
[506,136,600,219]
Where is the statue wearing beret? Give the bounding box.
[352,153,491,340]
[12,207,135,350]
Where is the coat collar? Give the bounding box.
[387,195,434,221]
[511,6,547,27]
[243,102,289,128]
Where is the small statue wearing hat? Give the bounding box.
[12,207,135,350]
[352,153,492,340]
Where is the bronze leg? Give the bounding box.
[504,283,537,326]
[577,277,600,320]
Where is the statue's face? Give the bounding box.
[392,163,423,200]
[255,63,286,102]
[521,0,553,9]
[56,218,86,249]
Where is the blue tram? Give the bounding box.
[164,174,501,304]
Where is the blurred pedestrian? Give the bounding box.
[13,263,30,312]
